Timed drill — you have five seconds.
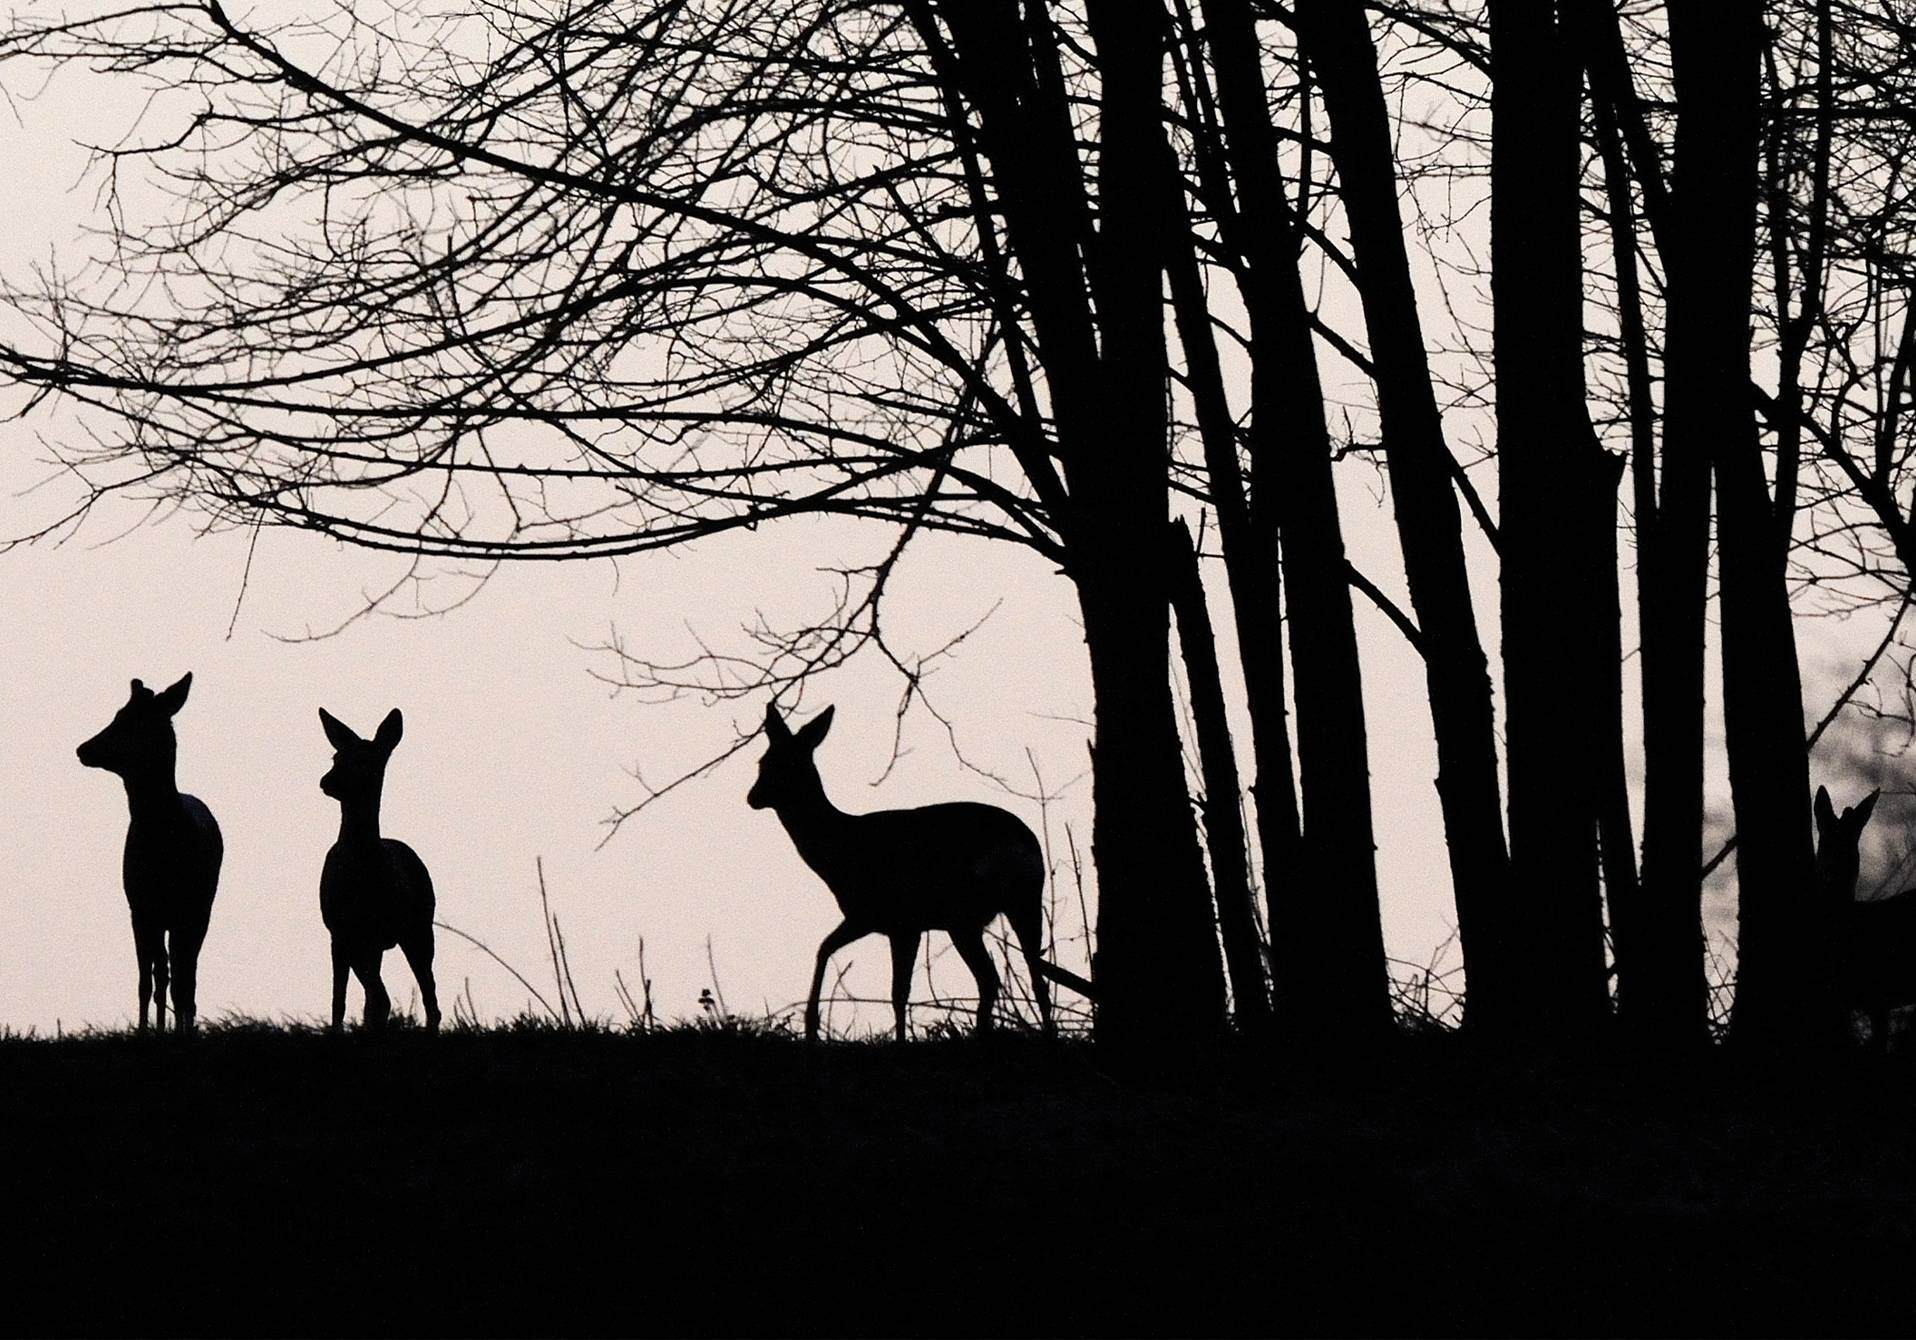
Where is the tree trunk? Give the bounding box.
[1587,450,1642,1007]
[1169,519,1273,1030]
[1075,556,1230,1045]
[1581,0,1714,1049]
[1589,75,1660,1032]
[1078,0,1228,1045]
[1201,0,1392,1046]
[1490,0,1610,1032]
[1295,0,1514,1035]
[1670,3,1819,1047]
[1159,126,1304,989]
[936,0,1228,1048]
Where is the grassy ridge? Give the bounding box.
[3,1022,1915,1336]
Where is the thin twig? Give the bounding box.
[537,857,572,1027]
[433,919,560,1023]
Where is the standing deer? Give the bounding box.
[77,674,223,1034]
[748,702,1087,1041]
[1813,784,1916,1048]
[318,707,440,1033]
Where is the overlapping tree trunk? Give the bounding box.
[1663,1,1821,1046]
[1583,0,1711,1046]
[1489,0,1610,1032]
[1200,0,1391,1046]
[938,0,1227,1049]
[1296,0,1515,1036]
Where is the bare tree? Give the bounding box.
[0,0,1244,1047]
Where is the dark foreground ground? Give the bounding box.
[3,1022,1915,1337]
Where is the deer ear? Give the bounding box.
[319,708,359,752]
[1856,789,1881,827]
[764,702,792,743]
[1815,786,1837,831]
[154,673,193,717]
[375,708,404,752]
[796,705,835,750]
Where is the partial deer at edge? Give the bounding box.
[1814,784,1916,1048]
[748,702,1091,1041]
[77,674,223,1035]
[318,707,440,1032]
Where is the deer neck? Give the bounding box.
[335,790,385,847]
[773,773,853,861]
[121,763,181,822]
[1815,843,1860,906]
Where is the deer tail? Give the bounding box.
[1033,959,1097,1001]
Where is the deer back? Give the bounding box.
[317,706,433,948]
[1845,889,1916,1014]
[321,837,435,950]
[122,794,224,929]
[790,800,1043,934]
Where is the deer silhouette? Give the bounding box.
[77,674,223,1034]
[1813,784,1916,1048]
[748,702,1090,1041]
[318,707,440,1033]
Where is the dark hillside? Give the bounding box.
[3,1025,1915,1336]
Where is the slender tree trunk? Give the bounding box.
[935,0,1227,1047]
[1202,0,1392,1045]
[1489,0,1610,1032]
[1669,2,1820,1046]
[1295,0,1514,1035]
[1079,0,1228,1044]
[1590,77,1659,1031]
[1587,450,1642,1005]
[1169,519,1272,1029]
[1159,131,1304,981]
[1584,0,1713,1047]
[1075,558,1230,1045]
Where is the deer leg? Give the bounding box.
[951,928,1000,1037]
[806,920,863,1043]
[170,925,205,1036]
[1008,905,1054,1037]
[133,922,159,1033]
[888,931,921,1043]
[152,946,171,1036]
[354,952,391,1031]
[330,941,351,1034]
[400,931,441,1033]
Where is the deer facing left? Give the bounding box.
[318,707,440,1032]
[77,674,224,1034]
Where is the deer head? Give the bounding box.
[1814,784,1881,905]
[319,707,404,805]
[77,674,193,781]
[747,703,835,811]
